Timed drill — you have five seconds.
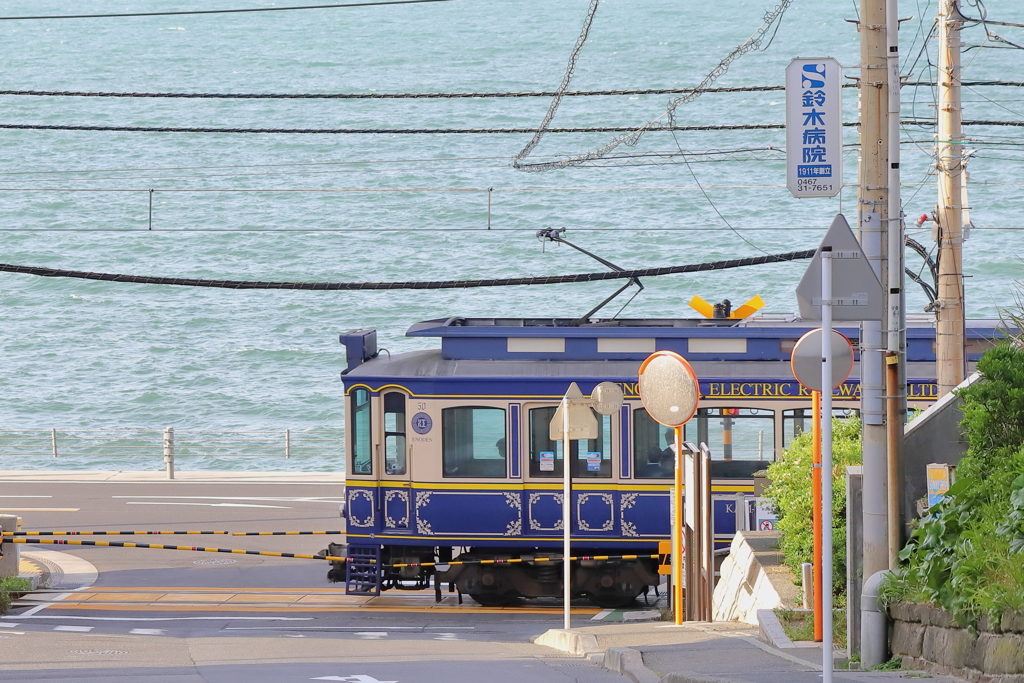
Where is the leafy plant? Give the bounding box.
[764,417,862,593]
[886,339,1024,628]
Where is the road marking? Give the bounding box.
[112,495,344,503]
[591,608,613,621]
[7,615,313,621]
[124,502,292,509]
[433,632,463,641]
[128,628,166,635]
[312,677,397,683]
[54,625,93,632]
[354,632,388,640]
[0,508,79,512]
[0,496,52,498]
[0,623,19,628]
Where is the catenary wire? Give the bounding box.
[0,82,1019,99]
[0,120,1018,135]
[0,250,816,290]
[0,0,453,21]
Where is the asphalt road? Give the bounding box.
[1,477,635,683]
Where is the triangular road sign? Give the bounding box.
[549,382,599,441]
[796,213,884,322]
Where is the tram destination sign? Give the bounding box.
[786,57,843,198]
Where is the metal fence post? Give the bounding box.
[164,427,175,479]
[51,428,58,457]
[285,429,291,459]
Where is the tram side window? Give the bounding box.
[782,407,860,448]
[383,392,407,475]
[633,409,675,479]
[350,388,373,475]
[528,407,612,478]
[442,407,507,478]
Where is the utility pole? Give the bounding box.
[857,0,891,595]
[935,0,966,395]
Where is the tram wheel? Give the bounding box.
[468,592,513,607]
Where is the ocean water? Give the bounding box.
[0,0,1021,471]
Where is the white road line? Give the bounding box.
[54,625,93,632]
[129,629,166,635]
[0,496,52,498]
[0,623,19,628]
[112,496,344,503]
[124,502,291,509]
[7,615,314,621]
[0,508,79,512]
[354,632,388,640]
[591,609,613,621]
[224,626,475,631]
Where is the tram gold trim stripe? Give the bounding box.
[343,481,754,493]
[345,533,669,543]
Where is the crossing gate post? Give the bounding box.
[0,515,20,577]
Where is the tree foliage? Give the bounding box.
[764,417,862,595]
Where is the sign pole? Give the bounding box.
[821,247,834,682]
[812,390,823,642]
[673,426,684,625]
[562,393,572,631]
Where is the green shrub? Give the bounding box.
[764,417,862,595]
[887,341,1024,628]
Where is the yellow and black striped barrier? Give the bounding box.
[231,531,344,536]
[3,530,230,536]
[7,537,346,563]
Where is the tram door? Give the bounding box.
[379,391,412,531]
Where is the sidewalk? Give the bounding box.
[535,620,968,683]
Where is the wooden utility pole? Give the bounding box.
[935,0,967,395]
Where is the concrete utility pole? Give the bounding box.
[857,0,891,595]
[935,0,967,395]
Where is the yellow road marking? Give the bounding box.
[38,602,601,615]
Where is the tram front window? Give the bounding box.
[442,406,507,478]
[350,388,372,475]
[528,406,611,477]
[383,392,407,475]
[633,409,674,479]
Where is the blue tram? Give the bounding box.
[329,314,997,607]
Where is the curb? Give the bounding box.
[604,647,661,683]
[533,628,600,656]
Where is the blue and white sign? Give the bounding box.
[786,57,843,198]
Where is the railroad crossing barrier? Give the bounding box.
[2,529,660,570]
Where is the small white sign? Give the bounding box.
[539,451,555,472]
[786,57,843,198]
[755,497,778,531]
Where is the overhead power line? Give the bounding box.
[0,120,1020,135]
[0,82,1020,100]
[0,0,452,21]
[0,250,815,290]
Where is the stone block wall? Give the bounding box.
[890,602,1024,683]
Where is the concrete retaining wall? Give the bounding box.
[890,602,1024,683]
[712,531,796,625]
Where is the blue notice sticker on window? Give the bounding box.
[586,452,602,472]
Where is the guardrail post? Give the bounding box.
[164,427,175,479]
[51,428,58,457]
[285,429,291,459]
[0,515,20,577]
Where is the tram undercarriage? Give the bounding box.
[326,543,660,609]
